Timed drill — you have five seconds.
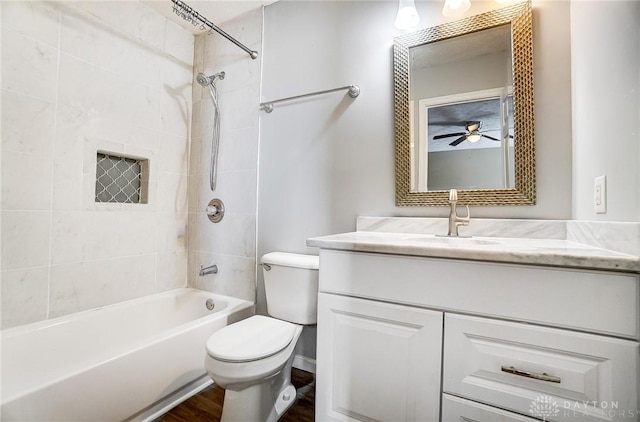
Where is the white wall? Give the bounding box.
[187,8,262,302]
[570,0,640,222]
[259,0,573,358]
[1,1,194,328]
[411,52,512,100]
[428,148,507,190]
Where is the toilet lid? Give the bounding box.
[206,315,297,362]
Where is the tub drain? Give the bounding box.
[205,299,215,310]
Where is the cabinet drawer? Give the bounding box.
[443,314,639,422]
[319,250,640,338]
[442,393,538,422]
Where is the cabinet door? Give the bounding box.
[316,293,443,422]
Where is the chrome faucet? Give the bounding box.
[447,189,470,236]
[199,264,218,276]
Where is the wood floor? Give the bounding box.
[156,368,315,422]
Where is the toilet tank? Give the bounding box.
[261,252,319,325]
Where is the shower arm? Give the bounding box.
[171,0,258,60]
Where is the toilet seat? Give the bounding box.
[206,316,297,362]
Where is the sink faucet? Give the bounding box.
[447,189,470,237]
[199,264,218,276]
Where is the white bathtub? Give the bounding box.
[1,288,253,421]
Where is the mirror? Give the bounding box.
[394,2,535,206]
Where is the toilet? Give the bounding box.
[204,252,319,422]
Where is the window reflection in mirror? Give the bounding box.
[422,94,515,191]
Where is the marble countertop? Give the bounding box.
[307,231,640,273]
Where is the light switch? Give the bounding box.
[594,175,606,213]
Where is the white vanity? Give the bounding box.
[308,219,640,422]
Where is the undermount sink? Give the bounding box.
[410,236,502,246]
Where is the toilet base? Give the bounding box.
[274,384,297,416]
[219,346,299,422]
[220,381,297,422]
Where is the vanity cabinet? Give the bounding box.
[315,249,640,422]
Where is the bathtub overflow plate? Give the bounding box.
[206,299,215,310]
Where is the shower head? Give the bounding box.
[197,72,225,87]
[196,73,210,87]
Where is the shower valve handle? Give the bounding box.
[206,199,225,223]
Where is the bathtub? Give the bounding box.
[1,288,253,421]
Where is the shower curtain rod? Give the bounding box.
[171,0,258,60]
[260,85,361,113]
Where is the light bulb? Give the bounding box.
[467,133,482,143]
[395,0,420,30]
[442,0,471,18]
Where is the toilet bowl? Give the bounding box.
[204,252,319,422]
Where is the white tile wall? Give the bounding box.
[1,268,49,328]
[1,30,59,102]
[157,165,187,202]
[156,250,189,291]
[49,254,157,317]
[189,251,256,301]
[1,1,61,47]
[187,8,263,302]
[1,151,53,210]
[194,213,256,257]
[1,1,194,328]
[1,89,56,155]
[217,125,260,172]
[160,132,189,174]
[1,211,51,271]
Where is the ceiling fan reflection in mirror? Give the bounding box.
[432,120,512,147]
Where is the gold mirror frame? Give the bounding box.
[394,2,535,206]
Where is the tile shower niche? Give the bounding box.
[95,152,149,204]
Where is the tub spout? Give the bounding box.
[199,264,218,276]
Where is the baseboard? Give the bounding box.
[292,354,316,373]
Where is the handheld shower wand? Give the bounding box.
[197,72,225,191]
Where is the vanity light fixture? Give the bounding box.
[442,0,471,18]
[394,0,420,30]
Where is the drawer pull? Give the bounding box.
[501,366,561,383]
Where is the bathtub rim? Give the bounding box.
[1,287,251,337]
